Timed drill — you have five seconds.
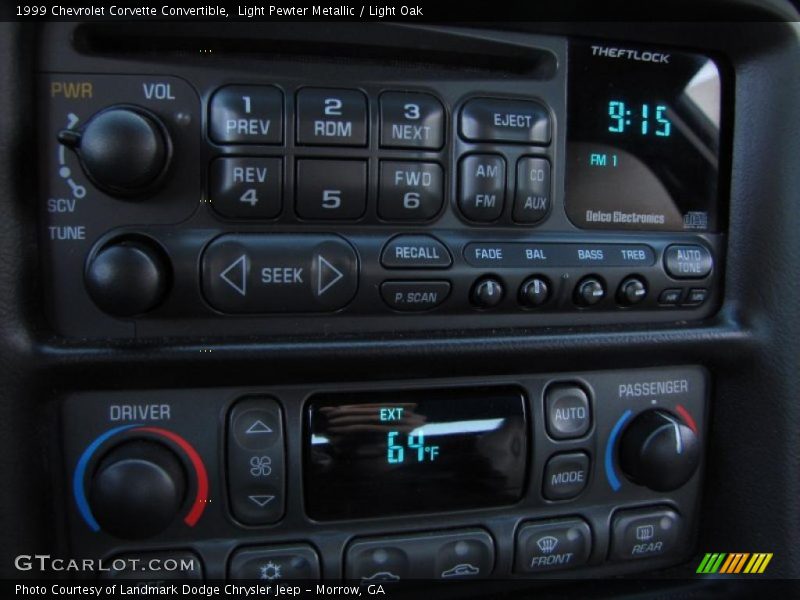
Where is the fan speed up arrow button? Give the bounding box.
[202,234,358,313]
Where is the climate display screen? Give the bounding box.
[304,387,527,520]
[565,41,723,231]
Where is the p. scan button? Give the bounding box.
[201,234,358,313]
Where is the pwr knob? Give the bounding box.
[58,105,171,198]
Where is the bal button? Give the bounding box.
[545,384,592,440]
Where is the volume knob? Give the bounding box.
[58,105,171,198]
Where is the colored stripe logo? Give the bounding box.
[696,552,773,574]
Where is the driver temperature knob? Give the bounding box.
[58,105,171,198]
[619,409,700,492]
[89,439,186,539]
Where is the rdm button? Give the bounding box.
[202,234,358,313]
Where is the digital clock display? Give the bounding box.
[565,41,724,231]
[304,387,527,520]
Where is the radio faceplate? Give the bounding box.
[38,30,725,338]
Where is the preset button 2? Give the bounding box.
[297,88,367,146]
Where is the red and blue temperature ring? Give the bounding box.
[73,424,209,532]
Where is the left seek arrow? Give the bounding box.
[202,234,358,313]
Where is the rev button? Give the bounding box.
[381,235,452,269]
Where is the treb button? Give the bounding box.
[381,235,452,269]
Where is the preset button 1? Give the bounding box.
[201,233,358,313]
[209,85,283,145]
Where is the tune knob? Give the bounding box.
[89,439,186,539]
[85,238,170,317]
[619,409,700,492]
[58,105,171,198]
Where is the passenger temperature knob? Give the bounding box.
[619,409,700,492]
[58,105,171,198]
[89,439,186,539]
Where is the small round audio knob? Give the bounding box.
[89,439,186,539]
[85,238,170,317]
[619,409,700,492]
[58,105,171,198]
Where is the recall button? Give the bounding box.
[664,244,714,279]
[381,281,450,312]
[381,235,452,269]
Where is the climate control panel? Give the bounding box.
[38,33,725,338]
[60,366,707,580]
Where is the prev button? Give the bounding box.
[202,234,358,313]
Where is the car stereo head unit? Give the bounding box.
[37,26,727,338]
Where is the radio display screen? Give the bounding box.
[565,41,723,232]
[304,387,527,520]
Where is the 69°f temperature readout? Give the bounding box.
[380,406,440,463]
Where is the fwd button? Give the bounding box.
[202,234,358,313]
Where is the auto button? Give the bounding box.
[202,233,358,313]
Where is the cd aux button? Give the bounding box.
[513,157,551,224]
